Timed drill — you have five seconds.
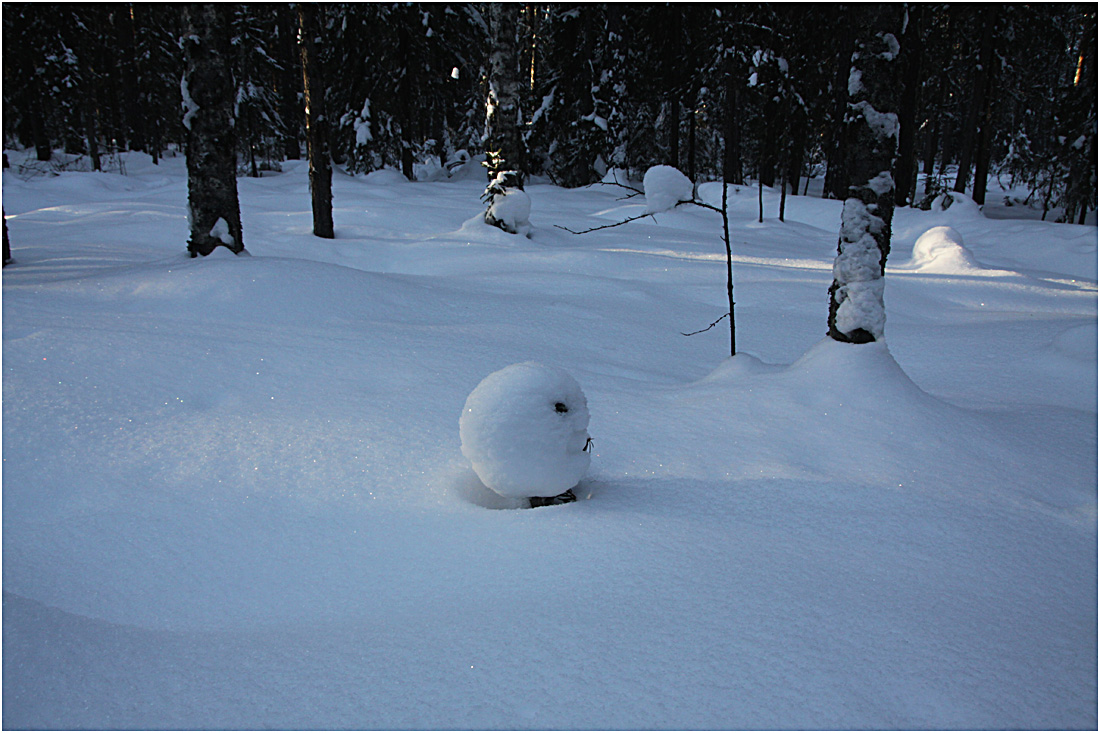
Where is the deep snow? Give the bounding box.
[2,151,1096,730]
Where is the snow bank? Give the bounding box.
[643,165,693,214]
[460,362,591,499]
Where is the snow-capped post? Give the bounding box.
[298,2,335,239]
[826,5,903,344]
[181,4,245,257]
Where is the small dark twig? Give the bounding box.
[681,311,731,336]
[595,179,644,196]
[554,211,655,234]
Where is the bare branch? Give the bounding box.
[681,312,731,337]
[554,211,655,234]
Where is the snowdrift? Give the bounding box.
[2,150,1095,730]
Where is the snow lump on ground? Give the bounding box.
[459,362,590,499]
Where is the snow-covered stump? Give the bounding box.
[460,363,591,508]
[827,7,902,343]
[483,170,531,236]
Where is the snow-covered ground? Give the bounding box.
[3,151,1096,729]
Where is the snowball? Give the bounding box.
[486,188,531,235]
[643,165,693,214]
[460,362,591,499]
[908,225,983,273]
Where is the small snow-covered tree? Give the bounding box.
[182,4,245,257]
[826,5,902,344]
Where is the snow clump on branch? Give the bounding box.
[643,165,693,214]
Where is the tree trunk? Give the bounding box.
[893,3,923,206]
[760,95,778,188]
[3,209,11,267]
[954,7,995,195]
[118,4,145,153]
[723,75,743,185]
[182,4,244,256]
[823,8,853,199]
[278,4,301,160]
[298,3,334,239]
[827,5,902,344]
[485,3,525,182]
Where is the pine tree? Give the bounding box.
[182,4,245,257]
[827,5,902,344]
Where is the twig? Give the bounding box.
[554,211,655,234]
[681,311,730,336]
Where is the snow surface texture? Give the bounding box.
[643,164,693,214]
[2,152,1096,730]
[459,362,590,499]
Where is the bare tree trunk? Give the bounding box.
[894,3,923,206]
[485,3,525,182]
[827,5,902,344]
[298,2,334,239]
[723,75,743,185]
[182,4,244,256]
[3,209,11,267]
[954,7,994,195]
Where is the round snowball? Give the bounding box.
[460,362,591,499]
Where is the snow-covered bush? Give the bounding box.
[483,171,531,236]
[459,362,591,501]
[643,165,693,214]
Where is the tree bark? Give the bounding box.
[723,74,743,185]
[182,4,244,256]
[954,7,994,195]
[485,3,525,182]
[298,3,334,239]
[823,7,853,199]
[827,5,902,344]
[3,209,11,267]
[893,3,924,206]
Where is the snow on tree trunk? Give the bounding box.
[485,3,524,182]
[827,6,901,344]
[298,3,334,239]
[182,4,244,257]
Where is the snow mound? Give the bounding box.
[486,188,531,236]
[907,225,984,274]
[643,165,693,214]
[362,168,408,186]
[459,362,591,499]
[929,190,983,219]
